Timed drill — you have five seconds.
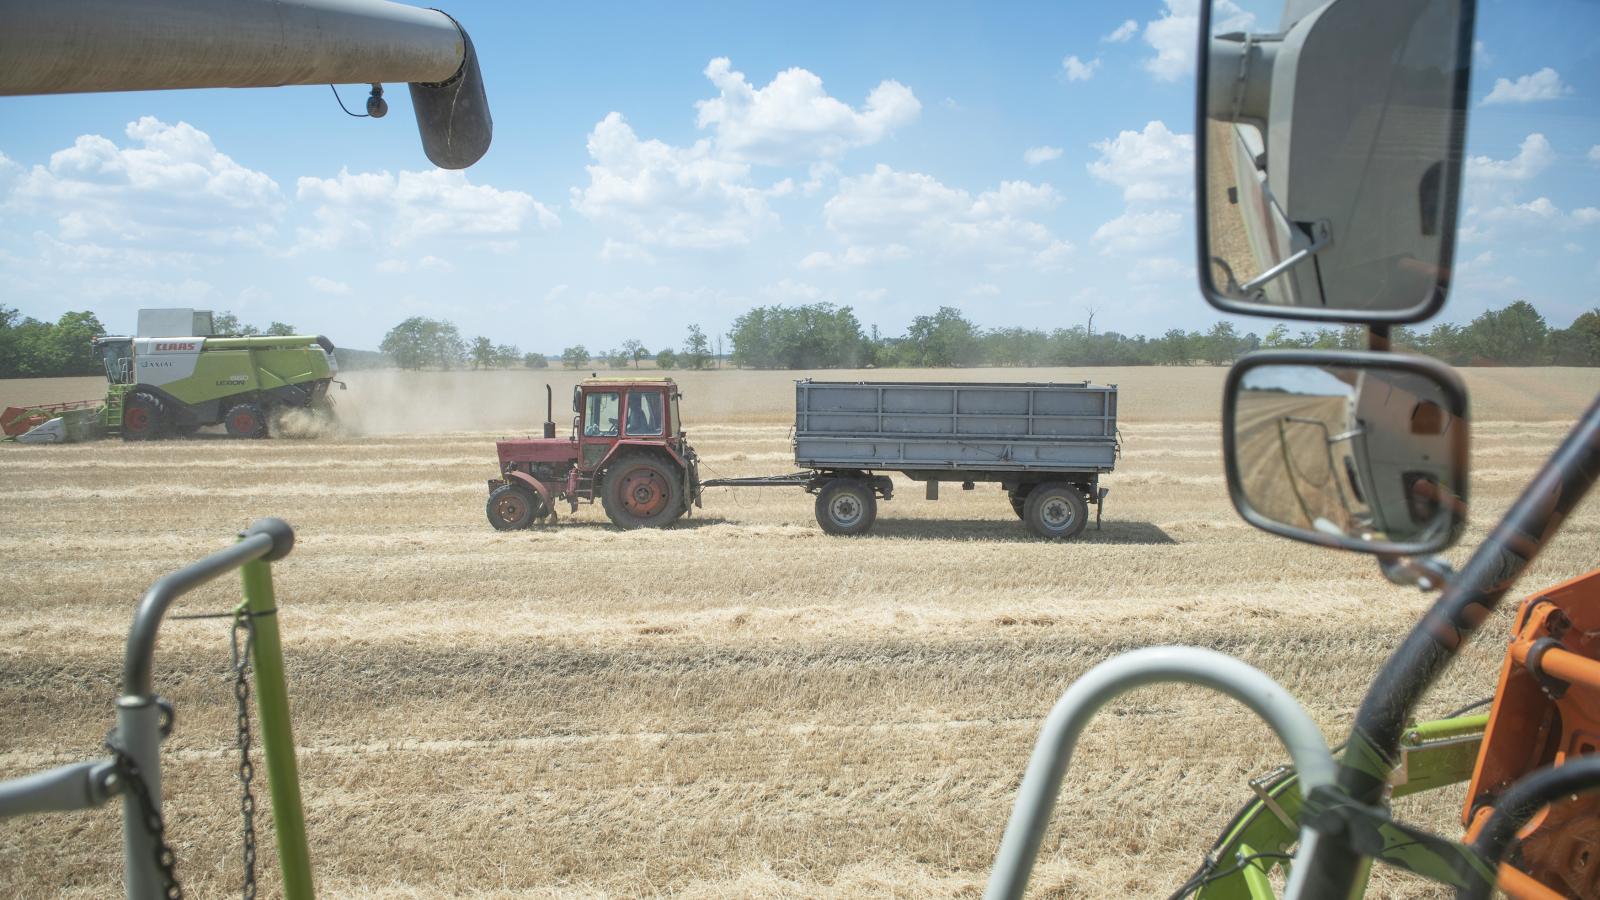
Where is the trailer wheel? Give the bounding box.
[1023,483,1088,540]
[486,483,539,530]
[601,453,685,529]
[815,479,877,536]
[121,392,168,441]
[224,402,268,438]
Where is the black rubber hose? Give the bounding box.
[1458,756,1600,900]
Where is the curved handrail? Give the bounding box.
[984,646,1336,900]
[123,518,294,697]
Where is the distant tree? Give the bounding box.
[50,311,107,375]
[212,311,261,337]
[621,339,647,368]
[1550,309,1600,366]
[1261,324,1295,348]
[493,344,520,368]
[561,345,590,369]
[682,324,713,369]
[1202,321,1243,365]
[523,352,549,369]
[656,348,678,370]
[469,336,496,370]
[265,321,296,336]
[1159,328,1193,365]
[902,306,980,367]
[381,317,465,370]
[1464,299,1548,364]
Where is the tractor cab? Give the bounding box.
[488,376,700,530]
[572,377,682,467]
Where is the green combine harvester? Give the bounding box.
[1,308,341,443]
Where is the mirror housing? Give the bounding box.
[1197,0,1476,323]
[1223,350,1469,555]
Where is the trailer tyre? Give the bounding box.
[1023,483,1088,541]
[121,392,168,441]
[602,453,685,529]
[815,479,877,536]
[224,402,268,439]
[486,483,540,530]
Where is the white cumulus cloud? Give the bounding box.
[1024,146,1064,166]
[1092,209,1182,255]
[1142,0,1254,83]
[1087,120,1193,201]
[814,165,1067,270]
[296,167,556,251]
[307,275,351,295]
[1062,56,1101,82]
[1588,145,1600,164]
[1481,68,1573,105]
[10,117,285,249]
[1104,19,1138,42]
[1466,133,1554,181]
[571,112,774,249]
[695,58,920,165]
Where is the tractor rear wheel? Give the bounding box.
[486,483,539,530]
[815,479,877,536]
[121,393,168,441]
[601,453,685,529]
[224,402,268,438]
[1023,483,1089,540]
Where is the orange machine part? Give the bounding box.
[1464,568,1600,898]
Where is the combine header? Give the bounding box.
[2,308,341,444]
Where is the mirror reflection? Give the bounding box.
[1202,0,1471,318]
[1231,363,1465,548]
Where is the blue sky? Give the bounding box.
[1,0,1596,353]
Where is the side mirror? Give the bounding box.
[1197,0,1475,323]
[573,386,583,415]
[1224,351,1469,555]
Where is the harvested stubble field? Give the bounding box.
[1,366,1597,898]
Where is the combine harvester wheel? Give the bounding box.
[121,393,168,441]
[225,402,268,438]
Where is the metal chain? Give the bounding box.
[103,738,183,900]
[231,612,259,900]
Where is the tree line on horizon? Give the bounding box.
[3,300,1596,379]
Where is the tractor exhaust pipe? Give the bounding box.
[0,0,491,169]
[544,384,555,439]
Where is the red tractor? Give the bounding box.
[486,377,702,530]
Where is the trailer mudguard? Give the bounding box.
[504,470,555,512]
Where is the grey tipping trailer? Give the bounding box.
[703,379,1118,538]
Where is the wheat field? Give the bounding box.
[1,366,1597,898]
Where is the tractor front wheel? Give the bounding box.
[601,453,685,529]
[486,483,540,530]
[121,393,168,442]
[225,402,268,438]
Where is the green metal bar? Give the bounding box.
[240,558,315,899]
[1402,713,1489,744]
